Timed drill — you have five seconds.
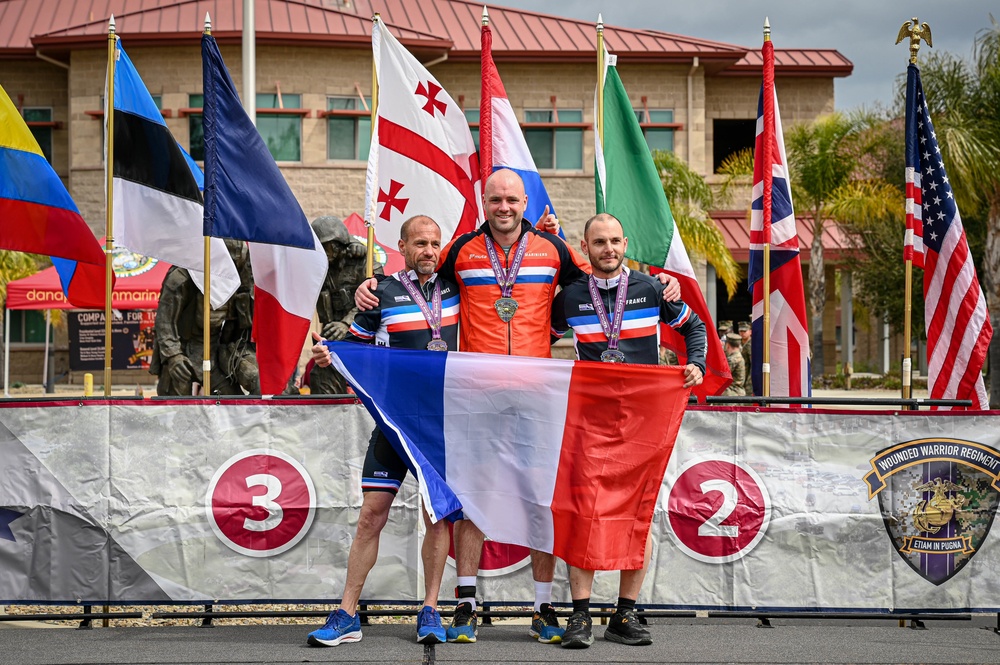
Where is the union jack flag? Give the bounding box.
[747,36,810,399]
[904,64,992,409]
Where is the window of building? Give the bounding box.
[464,108,481,152]
[23,108,53,163]
[188,93,205,160]
[257,93,301,162]
[523,109,584,170]
[635,108,675,153]
[713,119,756,173]
[327,96,371,161]
[8,310,51,344]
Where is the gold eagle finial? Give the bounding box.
[895,17,932,64]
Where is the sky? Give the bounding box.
[488,1,996,111]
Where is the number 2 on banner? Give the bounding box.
[666,458,771,564]
[697,479,739,538]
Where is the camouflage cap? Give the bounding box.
[726,332,742,344]
[738,321,751,332]
[717,320,733,332]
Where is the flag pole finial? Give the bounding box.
[597,13,603,33]
[204,12,212,34]
[482,6,489,27]
[109,14,116,34]
[895,17,932,65]
[763,17,770,42]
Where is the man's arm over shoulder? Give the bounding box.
[542,230,591,286]
[348,278,387,343]
[657,282,707,374]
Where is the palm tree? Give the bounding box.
[651,149,741,298]
[911,18,1000,405]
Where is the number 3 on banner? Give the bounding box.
[666,457,771,564]
[244,474,283,532]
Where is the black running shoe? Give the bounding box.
[561,610,594,649]
[604,608,652,646]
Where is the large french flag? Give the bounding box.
[0,84,108,308]
[110,39,238,308]
[202,34,326,395]
[329,343,691,571]
[480,18,558,232]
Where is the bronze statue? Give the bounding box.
[308,215,382,394]
[150,240,261,396]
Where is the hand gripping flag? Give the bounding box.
[0,84,108,308]
[904,64,991,409]
[747,36,810,399]
[202,34,327,395]
[480,19,559,234]
[110,39,238,308]
[329,343,691,571]
[365,20,482,246]
[595,47,730,399]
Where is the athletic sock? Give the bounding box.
[572,597,590,614]
[616,596,636,613]
[456,578,477,612]
[533,581,553,612]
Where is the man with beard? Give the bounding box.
[550,213,705,649]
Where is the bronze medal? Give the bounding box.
[494,297,519,323]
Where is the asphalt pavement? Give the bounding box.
[1,616,999,664]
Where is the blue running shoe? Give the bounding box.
[529,603,564,643]
[416,606,446,644]
[307,609,362,647]
[446,602,478,643]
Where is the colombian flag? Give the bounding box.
[0,84,108,308]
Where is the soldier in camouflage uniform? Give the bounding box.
[309,215,383,395]
[722,332,746,397]
[738,321,752,395]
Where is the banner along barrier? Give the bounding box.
[0,401,998,612]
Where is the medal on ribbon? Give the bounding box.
[588,270,629,364]
[485,232,529,323]
[397,271,447,351]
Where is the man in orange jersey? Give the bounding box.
[355,168,681,644]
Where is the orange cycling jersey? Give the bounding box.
[437,220,590,357]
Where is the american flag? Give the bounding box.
[904,64,992,409]
[747,36,811,399]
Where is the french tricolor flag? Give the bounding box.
[202,34,326,395]
[480,15,559,232]
[329,343,691,571]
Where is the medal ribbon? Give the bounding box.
[397,271,443,342]
[588,270,629,351]
[484,231,530,298]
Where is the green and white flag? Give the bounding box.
[595,47,731,397]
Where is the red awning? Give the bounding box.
[6,248,170,310]
[711,210,853,264]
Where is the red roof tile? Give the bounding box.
[711,210,854,263]
[1,0,851,76]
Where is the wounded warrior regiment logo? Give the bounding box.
[865,438,1000,585]
[111,246,157,277]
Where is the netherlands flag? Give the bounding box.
[201,34,327,395]
[748,34,810,399]
[328,342,691,571]
[480,13,558,231]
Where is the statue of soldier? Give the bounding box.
[308,215,382,395]
[150,240,260,396]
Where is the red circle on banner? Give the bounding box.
[446,523,531,577]
[207,450,316,557]
[667,458,770,563]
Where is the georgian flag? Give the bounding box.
[365,20,482,246]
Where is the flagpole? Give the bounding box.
[596,14,604,149]
[104,16,117,398]
[202,13,213,395]
[366,14,380,278]
[898,18,928,402]
[761,18,772,398]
